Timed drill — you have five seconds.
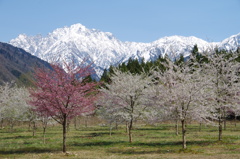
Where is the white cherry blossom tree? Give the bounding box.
[0,82,30,132]
[202,50,240,140]
[98,69,153,143]
[150,57,213,149]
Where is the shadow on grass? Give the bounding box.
[75,127,110,132]
[107,141,212,155]
[136,126,172,131]
[1,135,34,140]
[72,140,216,149]
[74,132,120,139]
[133,140,216,147]
[87,132,111,137]
[107,148,177,154]
[71,141,125,147]
[133,141,182,147]
[0,147,58,155]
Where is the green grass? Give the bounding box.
[1,122,240,158]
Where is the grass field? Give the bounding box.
[1,120,240,159]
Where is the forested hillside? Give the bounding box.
[0,42,50,86]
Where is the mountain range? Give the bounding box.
[9,23,240,79]
[0,42,50,86]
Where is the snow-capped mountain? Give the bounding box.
[9,23,240,79]
[219,33,240,51]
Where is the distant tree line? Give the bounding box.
[100,45,240,83]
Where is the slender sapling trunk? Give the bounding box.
[0,118,3,129]
[43,127,46,144]
[115,120,118,130]
[235,115,237,127]
[223,109,227,130]
[181,119,187,149]
[32,121,36,137]
[175,119,179,135]
[128,119,133,143]
[85,116,88,128]
[62,114,67,153]
[199,122,202,132]
[218,117,222,141]
[126,122,129,133]
[74,116,77,130]
[109,122,112,137]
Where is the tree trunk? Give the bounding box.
[9,119,14,133]
[42,120,47,144]
[115,120,118,130]
[199,122,202,132]
[181,119,187,149]
[223,109,227,130]
[85,116,88,128]
[43,127,46,144]
[0,118,3,129]
[32,121,36,137]
[28,120,31,131]
[218,117,222,141]
[126,122,129,133]
[74,116,77,130]
[175,119,179,136]
[235,114,237,127]
[109,122,112,137]
[62,114,67,153]
[128,119,133,143]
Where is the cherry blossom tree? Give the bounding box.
[25,107,38,136]
[0,82,30,132]
[0,82,11,129]
[202,50,239,140]
[29,62,98,152]
[98,69,153,143]
[97,104,125,136]
[150,57,213,149]
[35,110,50,144]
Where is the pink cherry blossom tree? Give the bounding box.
[29,62,98,152]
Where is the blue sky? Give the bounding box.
[0,0,239,43]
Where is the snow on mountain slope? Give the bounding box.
[136,36,212,61]
[10,24,150,77]
[219,33,240,51]
[9,23,240,78]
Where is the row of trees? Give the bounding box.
[0,82,33,132]
[0,82,53,139]
[98,46,240,149]
[0,46,239,152]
